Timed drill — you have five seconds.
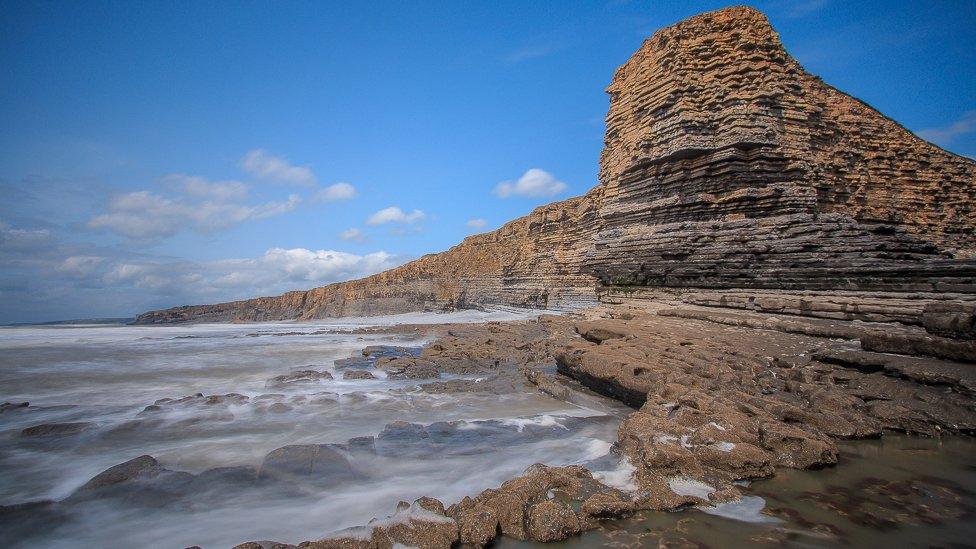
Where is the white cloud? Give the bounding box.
[313,182,358,203]
[493,168,567,198]
[466,218,487,229]
[917,111,976,145]
[88,186,302,240]
[57,255,105,277]
[0,214,410,322]
[367,206,426,225]
[102,247,400,297]
[163,174,250,202]
[0,220,52,252]
[340,228,367,243]
[240,149,317,187]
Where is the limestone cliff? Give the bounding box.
[135,6,976,325]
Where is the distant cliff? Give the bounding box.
[135,6,976,325]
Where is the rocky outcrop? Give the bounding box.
[588,7,976,293]
[135,5,976,326]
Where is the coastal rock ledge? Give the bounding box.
[135,6,976,326]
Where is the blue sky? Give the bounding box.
[1,0,974,323]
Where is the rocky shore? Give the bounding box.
[83,4,976,548]
[11,297,967,548]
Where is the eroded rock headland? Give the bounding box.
[135,6,975,327]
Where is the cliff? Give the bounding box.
[135,6,976,325]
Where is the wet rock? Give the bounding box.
[361,345,422,359]
[447,465,595,541]
[581,490,635,518]
[346,436,376,452]
[259,444,357,483]
[267,403,293,413]
[20,422,95,437]
[267,370,334,387]
[413,496,446,516]
[758,422,837,469]
[456,505,499,546]
[76,455,163,491]
[376,357,439,379]
[526,500,582,542]
[342,370,376,380]
[206,393,249,405]
[299,536,371,549]
[368,504,458,549]
[232,542,296,549]
[195,465,259,488]
[68,454,194,506]
[0,401,29,412]
[333,357,374,370]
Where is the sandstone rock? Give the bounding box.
[267,370,333,387]
[367,504,458,549]
[581,490,635,518]
[342,370,376,380]
[922,302,976,340]
[456,505,498,546]
[860,331,976,363]
[376,357,439,379]
[361,345,422,359]
[412,496,446,516]
[525,500,582,542]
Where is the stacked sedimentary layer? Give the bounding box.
[137,195,602,323]
[136,6,976,324]
[588,6,976,292]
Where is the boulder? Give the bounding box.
[259,444,357,483]
[68,454,194,506]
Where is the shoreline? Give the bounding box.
[2,302,973,547]
[221,302,975,548]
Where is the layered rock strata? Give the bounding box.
[136,6,976,325]
[588,7,976,292]
[136,195,601,323]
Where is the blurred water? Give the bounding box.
[0,309,628,548]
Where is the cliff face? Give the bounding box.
[135,6,976,325]
[589,7,976,292]
[136,192,604,323]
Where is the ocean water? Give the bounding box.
[0,309,629,548]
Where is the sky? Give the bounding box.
[1,0,974,323]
